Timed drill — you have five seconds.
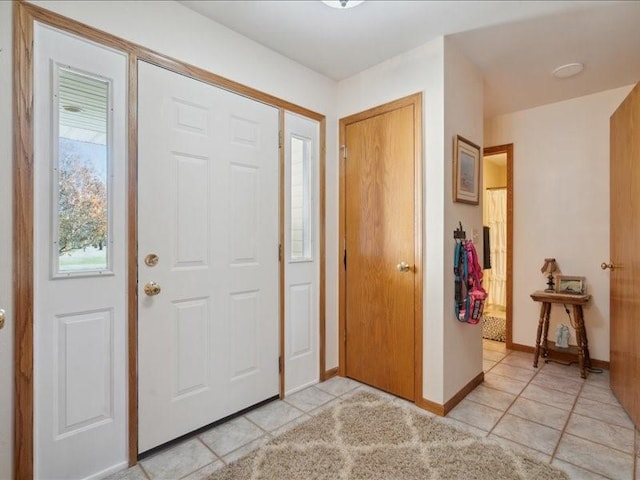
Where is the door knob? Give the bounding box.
[144,281,162,296]
[396,262,412,273]
[0,309,5,330]
[601,262,619,270]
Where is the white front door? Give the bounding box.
[284,112,320,394]
[137,62,280,452]
[33,23,128,479]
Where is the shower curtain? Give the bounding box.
[485,188,507,307]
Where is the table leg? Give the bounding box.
[573,305,587,378]
[542,302,551,358]
[533,302,549,368]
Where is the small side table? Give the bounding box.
[530,291,592,378]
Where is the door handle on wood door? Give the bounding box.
[0,309,4,330]
[601,262,620,270]
[396,262,412,273]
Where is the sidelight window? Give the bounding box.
[53,67,112,276]
[290,136,312,261]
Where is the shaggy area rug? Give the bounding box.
[483,315,506,343]
[208,391,568,480]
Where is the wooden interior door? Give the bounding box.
[609,81,640,428]
[343,98,418,401]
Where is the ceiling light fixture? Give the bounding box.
[552,63,584,79]
[322,0,365,9]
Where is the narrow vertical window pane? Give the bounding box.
[290,136,312,260]
[56,68,110,273]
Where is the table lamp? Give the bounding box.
[540,258,557,292]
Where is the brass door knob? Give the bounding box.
[601,262,619,270]
[144,281,162,296]
[396,262,412,273]
[0,309,5,330]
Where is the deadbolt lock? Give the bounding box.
[144,253,159,267]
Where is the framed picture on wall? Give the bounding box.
[453,135,481,204]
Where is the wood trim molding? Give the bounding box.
[318,118,327,382]
[127,54,139,466]
[415,371,484,417]
[483,144,513,349]
[14,1,328,475]
[510,343,610,370]
[337,92,424,401]
[324,367,339,380]
[13,2,35,478]
[278,110,286,399]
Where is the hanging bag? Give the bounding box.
[454,240,487,324]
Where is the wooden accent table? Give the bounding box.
[530,291,592,378]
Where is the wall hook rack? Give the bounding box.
[453,221,466,241]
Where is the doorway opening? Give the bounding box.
[481,145,513,359]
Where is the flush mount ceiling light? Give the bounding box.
[552,62,584,79]
[322,0,365,9]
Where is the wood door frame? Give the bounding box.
[13,2,327,477]
[483,144,514,349]
[338,93,423,402]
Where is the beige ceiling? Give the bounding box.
[179,1,640,118]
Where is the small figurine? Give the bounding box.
[555,323,570,348]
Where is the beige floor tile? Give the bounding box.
[483,340,508,352]
[530,371,584,395]
[499,353,537,371]
[140,439,216,480]
[483,349,507,362]
[106,465,148,480]
[466,384,516,411]
[483,372,528,395]
[539,360,584,380]
[551,459,611,480]
[585,369,610,389]
[315,376,361,396]
[446,399,503,431]
[284,385,335,412]
[491,414,561,455]
[483,359,497,372]
[574,397,635,429]
[437,415,489,438]
[270,414,312,437]
[490,363,537,382]
[199,416,265,457]
[181,461,225,480]
[487,434,551,464]
[245,400,305,432]
[555,433,634,480]
[308,397,340,416]
[520,383,577,411]
[222,436,270,465]
[507,397,569,430]
[580,382,622,407]
[565,412,635,453]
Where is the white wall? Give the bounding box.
[23,1,341,367]
[485,85,633,362]
[0,2,14,478]
[337,37,484,404]
[442,39,484,401]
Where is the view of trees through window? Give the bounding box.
[57,68,109,272]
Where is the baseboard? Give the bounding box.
[511,342,610,369]
[323,367,339,380]
[415,371,484,417]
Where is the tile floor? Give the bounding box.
[109,341,639,480]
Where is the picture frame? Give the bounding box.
[555,275,585,294]
[453,135,481,204]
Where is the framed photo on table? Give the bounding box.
[453,135,481,204]
[556,275,585,294]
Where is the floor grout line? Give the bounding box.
[195,435,225,465]
[137,462,152,480]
